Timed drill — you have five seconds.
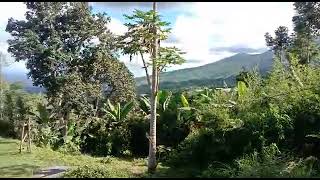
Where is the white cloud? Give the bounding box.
[0,2,26,28]
[0,3,26,71]
[0,2,296,78]
[0,2,26,46]
[169,2,294,68]
[108,18,127,35]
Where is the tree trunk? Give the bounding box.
[148,1,158,173]
[63,111,69,142]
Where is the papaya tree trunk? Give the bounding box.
[148,1,158,173]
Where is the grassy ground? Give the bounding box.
[0,137,189,178]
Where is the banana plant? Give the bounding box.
[138,90,172,116]
[177,94,200,124]
[138,95,151,115]
[157,90,172,112]
[101,99,134,122]
[29,103,55,125]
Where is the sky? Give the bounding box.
[0,2,295,77]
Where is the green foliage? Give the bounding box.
[64,165,112,178]
[32,125,59,148]
[237,81,247,102]
[3,2,320,178]
[127,114,149,156]
[235,143,282,177]
[102,100,134,122]
[6,2,136,130]
[4,93,15,137]
[80,116,130,156]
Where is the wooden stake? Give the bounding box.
[19,122,25,153]
[27,117,31,153]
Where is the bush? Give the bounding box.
[32,125,59,148]
[80,117,130,156]
[235,143,283,178]
[127,116,149,157]
[0,120,11,137]
[200,162,236,178]
[63,165,112,178]
[166,126,253,169]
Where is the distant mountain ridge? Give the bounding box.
[135,50,274,93]
[2,50,274,94]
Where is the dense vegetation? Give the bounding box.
[1,1,320,178]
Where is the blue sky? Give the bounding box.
[0,2,295,77]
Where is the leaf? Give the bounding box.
[105,111,117,121]
[88,134,95,138]
[139,96,151,114]
[120,101,134,121]
[237,81,247,97]
[163,92,172,112]
[306,134,320,139]
[200,94,212,101]
[117,103,121,121]
[180,94,189,107]
[178,107,193,111]
[107,99,115,113]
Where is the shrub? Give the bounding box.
[63,165,112,178]
[32,125,59,148]
[127,115,149,157]
[0,120,10,137]
[165,126,253,169]
[80,117,130,156]
[235,143,283,178]
[200,162,236,178]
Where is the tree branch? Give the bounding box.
[140,51,151,90]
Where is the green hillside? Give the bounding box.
[135,50,274,93]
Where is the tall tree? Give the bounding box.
[6,2,135,140]
[265,26,291,63]
[0,52,11,121]
[118,2,185,172]
[149,2,159,172]
[291,2,320,64]
[293,2,320,36]
[265,26,304,87]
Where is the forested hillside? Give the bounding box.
[136,50,274,93]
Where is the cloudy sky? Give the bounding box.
[0,2,294,77]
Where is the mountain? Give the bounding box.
[135,50,274,93]
[2,50,274,94]
[2,68,45,93]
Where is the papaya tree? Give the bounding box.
[118,2,185,172]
